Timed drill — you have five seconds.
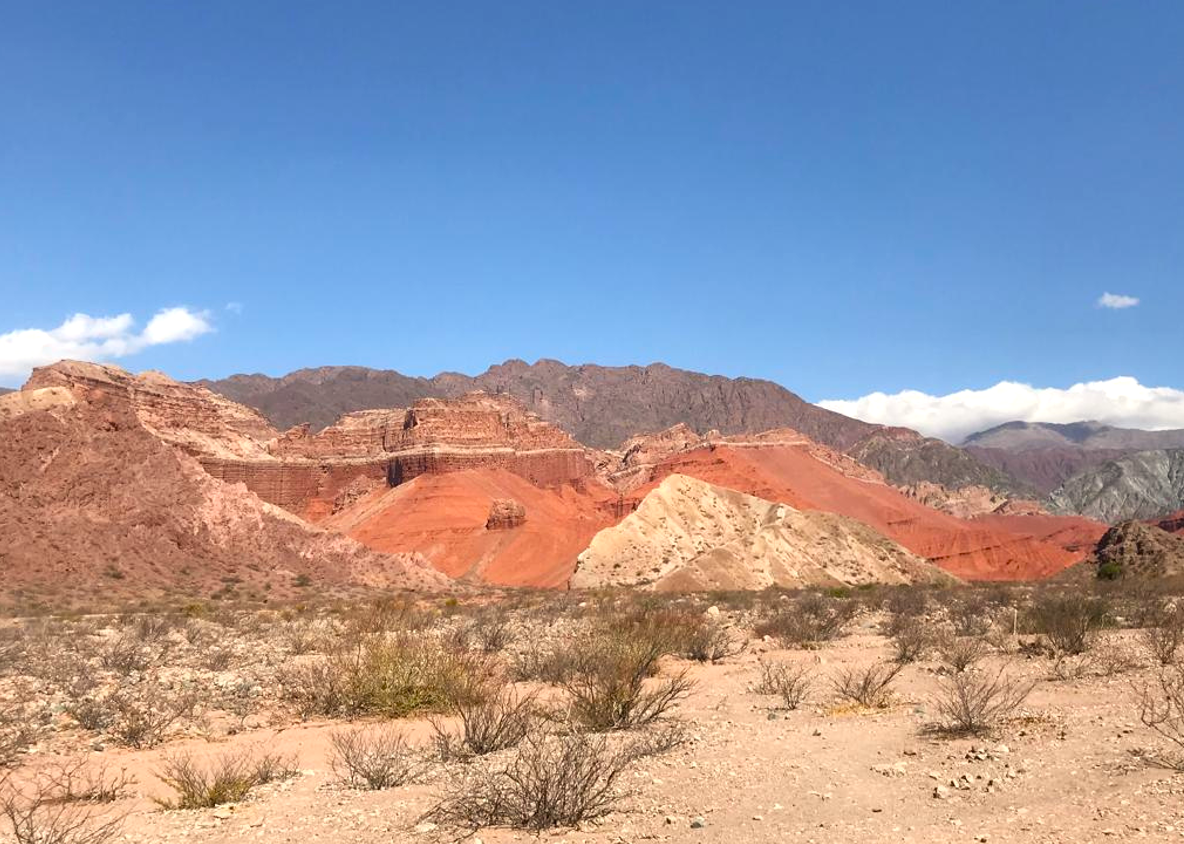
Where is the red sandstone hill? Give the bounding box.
[0,368,446,606]
[611,429,1106,582]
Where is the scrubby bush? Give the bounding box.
[104,687,203,749]
[1137,666,1184,769]
[1025,593,1109,656]
[930,669,1034,735]
[560,635,693,731]
[937,635,989,673]
[1140,602,1184,667]
[1,776,125,844]
[831,661,902,708]
[754,660,812,710]
[433,684,538,760]
[329,726,428,790]
[887,616,939,664]
[155,749,297,809]
[280,635,492,719]
[422,728,647,833]
[754,593,859,647]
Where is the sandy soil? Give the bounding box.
[12,621,1184,844]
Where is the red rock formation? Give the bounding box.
[325,468,619,588]
[0,382,447,606]
[486,499,526,530]
[618,440,1105,581]
[22,364,597,523]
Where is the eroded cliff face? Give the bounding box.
[0,371,446,605]
[23,362,599,522]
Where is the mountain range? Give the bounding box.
[0,359,1117,606]
[199,359,1029,503]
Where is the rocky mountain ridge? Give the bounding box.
[200,359,1024,499]
[1049,449,1184,523]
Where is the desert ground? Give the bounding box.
[5,586,1184,843]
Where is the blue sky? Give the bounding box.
[2,2,1182,421]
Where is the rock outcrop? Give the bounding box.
[486,499,526,530]
[610,431,1104,581]
[23,362,598,522]
[1049,449,1184,523]
[0,381,446,606]
[1092,521,1184,579]
[572,474,957,591]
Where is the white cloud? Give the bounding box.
[225,302,243,315]
[0,307,213,383]
[819,377,1184,443]
[1098,292,1140,309]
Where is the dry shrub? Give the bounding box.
[155,748,297,809]
[948,594,994,637]
[509,640,573,685]
[1140,602,1184,667]
[422,728,651,833]
[0,776,125,844]
[1,705,41,768]
[887,616,939,664]
[329,725,429,789]
[453,608,516,654]
[433,685,538,760]
[937,635,989,673]
[831,661,902,708]
[559,635,694,731]
[754,593,859,648]
[930,668,1034,735]
[34,759,136,804]
[1025,592,1109,656]
[754,660,812,710]
[682,620,745,663]
[103,687,203,749]
[280,635,492,720]
[345,597,433,637]
[1137,666,1184,769]
[99,634,156,674]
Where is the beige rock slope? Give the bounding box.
[572,474,956,591]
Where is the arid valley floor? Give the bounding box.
[5,588,1184,843]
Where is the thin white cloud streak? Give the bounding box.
[1098,292,1140,309]
[0,307,213,382]
[819,377,1184,444]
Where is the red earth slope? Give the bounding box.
[623,443,1105,581]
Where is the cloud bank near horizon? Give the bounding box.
[819,377,1184,443]
[0,308,213,384]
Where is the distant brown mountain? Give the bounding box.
[964,420,1184,452]
[199,359,1023,497]
[200,359,878,450]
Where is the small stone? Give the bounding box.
[691,817,707,829]
[414,822,438,834]
[706,605,721,618]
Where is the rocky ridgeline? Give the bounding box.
[21,362,599,521]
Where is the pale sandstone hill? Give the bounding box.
[571,474,956,591]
